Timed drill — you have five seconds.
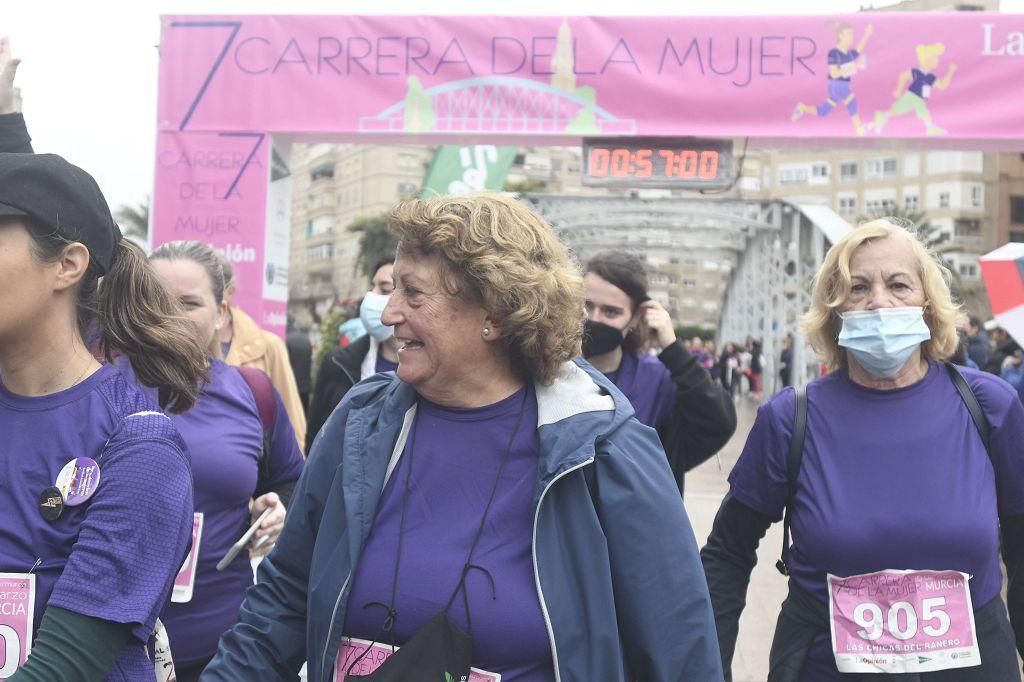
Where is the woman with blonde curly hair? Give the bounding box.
[206,192,722,681]
[701,218,1024,681]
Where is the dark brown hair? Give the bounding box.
[25,222,209,412]
[585,251,650,353]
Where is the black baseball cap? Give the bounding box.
[0,152,120,273]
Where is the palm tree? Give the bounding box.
[114,199,150,241]
[348,213,396,277]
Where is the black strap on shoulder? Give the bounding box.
[777,386,807,576]
[945,362,992,456]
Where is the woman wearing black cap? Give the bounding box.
[582,251,737,494]
[0,40,209,681]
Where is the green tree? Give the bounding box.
[114,198,150,241]
[348,213,397,278]
[503,178,547,194]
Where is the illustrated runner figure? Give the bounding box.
[874,43,956,136]
[792,22,874,136]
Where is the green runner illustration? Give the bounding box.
[874,43,957,136]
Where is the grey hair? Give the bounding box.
[150,240,227,305]
[881,215,916,231]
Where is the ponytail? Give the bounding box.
[96,240,209,412]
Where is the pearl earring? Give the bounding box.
[482,327,491,337]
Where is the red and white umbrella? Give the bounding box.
[980,242,1024,346]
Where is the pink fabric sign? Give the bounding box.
[157,14,1024,144]
[152,131,286,334]
[828,569,979,674]
[154,13,1024,333]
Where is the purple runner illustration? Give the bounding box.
[791,22,874,136]
[874,43,957,136]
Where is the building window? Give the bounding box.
[970,186,983,208]
[838,196,857,214]
[1011,196,1024,224]
[1010,230,1024,242]
[840,162,858,182]
[396,182,418,197]
[812,163,829,178]
[959,263,978,278]
[866,157,898,180]
[778,168,809,185]
[865,199,896,215]
[310,164,334,182]
[954,218,981,236]
[939,192,951,208]
[904,194,920,212]
[682,278,696,289]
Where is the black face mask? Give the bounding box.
[582,320,625,358]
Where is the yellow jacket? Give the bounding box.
[225,306,307,453]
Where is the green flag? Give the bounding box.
[420,145,517,198]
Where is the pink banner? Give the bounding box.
[155,13,1024,333]
[158,14,1024,144]
[152,130,287,334]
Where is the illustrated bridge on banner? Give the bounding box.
[357,76,637,135]
[524,195,851,391]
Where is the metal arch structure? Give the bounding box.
[523,194,849,391]
[358,76,637,134]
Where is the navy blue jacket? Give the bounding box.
[204,360,722,681]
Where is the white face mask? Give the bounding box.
[837,306,931,378]
[359,292,393,343]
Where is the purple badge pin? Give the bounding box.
[55,457,101,506]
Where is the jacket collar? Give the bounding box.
[225,306,268,364]
[345,359,633,495]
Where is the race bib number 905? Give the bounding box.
[828,569,980,674]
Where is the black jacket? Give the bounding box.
[984,339,1021,376]
[654,342,737,494]
[305,334,369,452]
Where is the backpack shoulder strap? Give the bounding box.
[777,386,808,576]
[235,366,277,436]
[945,362,992,457]
[235,366,277,484]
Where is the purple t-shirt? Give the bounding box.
[162,360,304,665]
[0,364,193,680]
[728,363,1024,679]
[608,351,676,430]
[827,48,860,81]
[375,354,398,374]
[909,68,938,98]
[343,385,554,681]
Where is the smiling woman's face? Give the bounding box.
[380,252,494,402]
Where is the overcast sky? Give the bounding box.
[6,0,1024,210]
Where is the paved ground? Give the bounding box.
[686,395,784,682]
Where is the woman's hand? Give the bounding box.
[250,492,286,558]
[0,37,21,115]
[641,300,677,350]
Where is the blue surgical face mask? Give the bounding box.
[837,306,931,378]
[360,292,393,343]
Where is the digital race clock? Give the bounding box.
[581,138,735,190]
